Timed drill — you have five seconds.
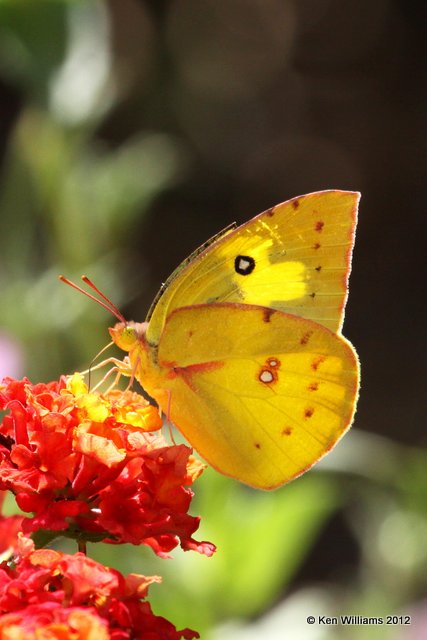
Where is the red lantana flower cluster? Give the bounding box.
[0,374,214,558]
[0,374,216,638]
[0,538,198,639]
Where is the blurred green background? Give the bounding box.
[0,1,426,638]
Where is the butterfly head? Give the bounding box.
[109,321,148,352]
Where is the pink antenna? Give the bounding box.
[59,275,127,324]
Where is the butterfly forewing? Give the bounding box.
[146,190,359,345]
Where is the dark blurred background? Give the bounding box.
[0,1,426,638]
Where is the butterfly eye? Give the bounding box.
[234,254,255,276]
[109,324,137,351]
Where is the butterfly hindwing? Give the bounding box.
[147,303,359,490]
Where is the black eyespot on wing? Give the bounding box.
[234,255,256,275]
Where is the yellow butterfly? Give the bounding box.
[70,190,360,490]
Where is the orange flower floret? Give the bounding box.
[0,548,199,639]
[0,375,215,558]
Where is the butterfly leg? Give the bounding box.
[79,356,132,391]
[164,389,177,445]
